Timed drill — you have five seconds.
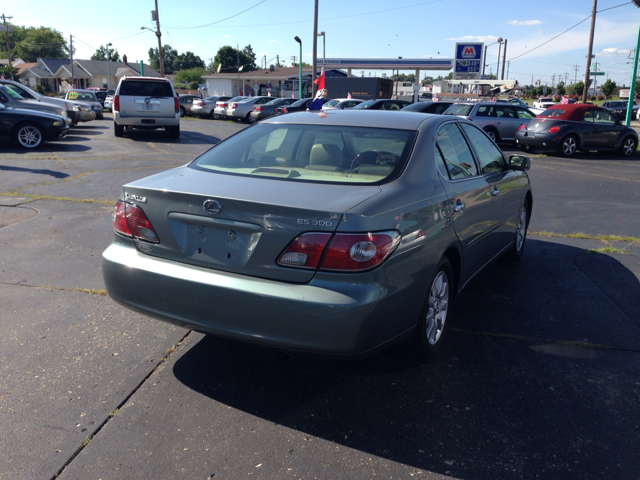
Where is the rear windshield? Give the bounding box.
[190,123,416,185]
[443,104,473,116]
[119,80,173,97]
[265,98,283,105]
[352,100,376,109]
[323,99,340,108]
[402,102,429,112]
[68,91,97,101]
[539,109,565,117]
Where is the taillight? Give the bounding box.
[282,108,288,113]
[231,103,237,109]
[277,233,332,269]
[255,106,262,111]
[174,97,179,114]
[321,232,401,271]
[277,231,400,272]
[112,201,159,243]
[518,124,526,131]
[113,95,119,112]
[548,126,560,133]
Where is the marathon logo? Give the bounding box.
[461,46,477,58]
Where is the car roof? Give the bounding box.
[263,109,434,130]
[537,104,608,121]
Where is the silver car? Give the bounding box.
[191,96,231,119]
[0,85,70,124]
[443,102,536,142]
[213,96,247,120]
[65,89,104,119]
[102,111,532,362]
[226,96,276,123]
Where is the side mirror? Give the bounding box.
[509,154,531,171]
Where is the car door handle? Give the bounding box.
[453,202,465,213]
[491,187,500,197]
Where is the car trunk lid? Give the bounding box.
[121,166,382,283]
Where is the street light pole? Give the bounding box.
[154,0,164,76]
[317,32,325,69]
[106,42,112,89]
[294,36,302,99]
[625,0,640,125]
[496,38,503,80]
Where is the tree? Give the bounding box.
[148,45,178,73]
[573,81,585,96]
[172,51,205,71]
[556,82,566,96]
[174,67,206,85]
[212,45,257,73]
[242,45,257,71]
[1,25,69,62]
[92,45,120,62]
[600,79,616,98]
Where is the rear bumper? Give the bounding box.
[68,111,96,123]
[114,112,180,127]
[515,131,561,151]
[102,241,421,357]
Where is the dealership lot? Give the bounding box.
[1,114,639,479]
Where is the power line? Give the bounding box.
[166,0,267,30]
[508,1,632,62]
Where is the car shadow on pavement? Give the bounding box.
[122,129,221,145]
[172,239,640,478]
[0,165,70,178]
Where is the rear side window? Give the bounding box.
[436,123,478,180]
[119,80,174,97]
[475,105,495,117]
[444,104,474,116]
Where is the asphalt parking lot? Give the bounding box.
[1,113,639,480]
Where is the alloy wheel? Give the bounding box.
[425,271,449,345]
[17,125,43,148]
[515,206,527,252]
[562,136,577,156]
[623,138,636,156]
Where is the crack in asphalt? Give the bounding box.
[49,330,193,480]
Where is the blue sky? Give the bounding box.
[14,0,640,87]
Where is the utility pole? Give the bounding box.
[592,60,600,96]
[506,60,510,79]
[582,0,597,103]
[501,39,508,80]
[291,55,297,66]
[154,0,164,76]
[1,14,13,80]
[277,55,280,67]
[70,35,74,88]
[482,45,488,76]
[311,0,319,96]
[573,64,580,84]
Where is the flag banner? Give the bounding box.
[560,95,569,105]
[308,68,326,111]
[347,92,352,99]
[433,94,438,102]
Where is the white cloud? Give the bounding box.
[597,47,625,57]
[268,39,279,43]
[508,20,542,26]
[446,35,500,43]
[223,34,230,38]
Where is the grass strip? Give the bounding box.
[529,230,640,243]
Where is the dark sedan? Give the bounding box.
[250,97,297,123]
[0,103,69,149]
[275,97,331,115]
[601,100,640,121]
[402,101,454,114]
[352,99,412,110]
[515,104,638,157]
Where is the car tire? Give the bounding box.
[166,125,180,139]
[410,257,454,364]
[484,127,499,142]
[506,198,530,261]
[559,134,578,157]
[179,106,185,117]
[620,136,637,157]
[248,114,257,124]
[114,123,124,137]
[213,112,221,120]
[15,123,44,149]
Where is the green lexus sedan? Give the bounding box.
[102,110,532,362]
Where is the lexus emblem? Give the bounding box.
[203,199,222,215]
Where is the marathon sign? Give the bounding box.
[454,42,483,80]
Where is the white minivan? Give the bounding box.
[113,76,180,138]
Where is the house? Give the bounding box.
[202,67,347,99]
[19,56,160,92]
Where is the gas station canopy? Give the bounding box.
[319,58,454,70]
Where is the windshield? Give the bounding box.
[190,123,417,185]
[352,100,376,109]
[4,87,24,99]
[443,104,474,116]
[68,91,97,101]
